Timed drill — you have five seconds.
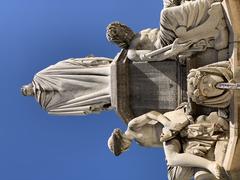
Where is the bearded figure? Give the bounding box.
[106,0,228,62]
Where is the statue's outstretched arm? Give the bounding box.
[128,39,192,62]
[128,111,157,130]
[164,139,224,179]
[128,111,172,130]
[127,49,152,61]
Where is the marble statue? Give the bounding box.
[22,0,240,178]
[22,57,112,115]
[108,109,228,179]
[106,0,228,62]
[187,61,233,108]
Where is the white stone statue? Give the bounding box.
[106,0,228,62]
[21,57,112,115]
[21,0,240,178]
[108,109,228,179]
[187,61,233,108]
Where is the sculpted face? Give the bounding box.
[106,22,135,49]
[198,74,225,97]
[21,83,34,96]
[107,128,132,156]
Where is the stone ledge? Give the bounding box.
[222,1,240,178]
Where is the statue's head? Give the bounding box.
[107,128,132,156]
[21,83,34,96]
[106,22,136,49]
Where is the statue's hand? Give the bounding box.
[171,38,192,55]
[185,145,208,157]
[160,128,176,142]
[193,146,208,157]
[139,53,151,61]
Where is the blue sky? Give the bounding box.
[0,0,168,179]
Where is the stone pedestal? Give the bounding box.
[222,0,240,178]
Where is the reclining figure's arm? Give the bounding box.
[164,138,224,179]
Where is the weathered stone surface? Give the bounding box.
[22,0,240,179]
[222,0,240,179]
[110,50,187,123]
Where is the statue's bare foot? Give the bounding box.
[208,162,224,179]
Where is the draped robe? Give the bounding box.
[32,57,112,115]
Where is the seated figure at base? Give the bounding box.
[108,109,228,179]
[106,0,228,62]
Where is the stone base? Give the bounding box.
[222,1,240,179]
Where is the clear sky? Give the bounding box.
[0,0,168,180]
